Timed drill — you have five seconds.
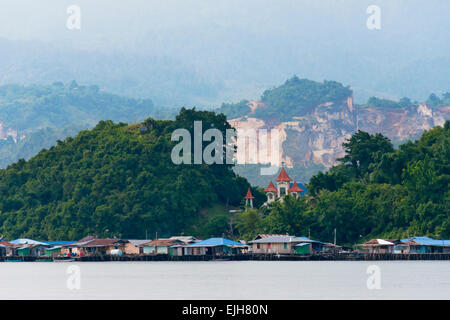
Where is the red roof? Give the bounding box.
[264,181,277,192]
[288,180,304,192]
[244,188,255,199]
[275,167,292,182]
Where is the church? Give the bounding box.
[263,166,306,204]
[243,166,307,209]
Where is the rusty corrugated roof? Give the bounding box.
[78,239,127,248]
[140,239,183,247]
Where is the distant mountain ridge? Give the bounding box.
[0,82,165,168]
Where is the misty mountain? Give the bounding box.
[0,82,168,168]
[0,37,222,107]
[0,1,449,107]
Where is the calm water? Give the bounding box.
[0,261,448,299]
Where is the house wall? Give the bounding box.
[409,245,427,254]
[295,244,310,255]
[67,247,81,255]
[45,248,62,257]
[362,245,394,254]
[171,247,184,256]
[251,242,294,254]
[277,182,289,198]
[124,243,141,255]
[0,247,14,256]
[393,245,408,254]
[184,247,206,256]
[17,247,30,256]
[156,246,168,254]
[32,246,46,256]
[142,245,169,254]
[143,246,155,254]
[106,245,126,255]
[266,192,275,203]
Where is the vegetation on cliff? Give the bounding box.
[255,76,352,119]
[216,100,251,119]
[216,76,352,121]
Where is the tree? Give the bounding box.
[402,156,438,204]
[262,196,311,236]
[426,93,441,106]
[234,209,263,241]
[338,130,394,177]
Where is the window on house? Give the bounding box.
[280,187,286,195]
[284,243,287,249]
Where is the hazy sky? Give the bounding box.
[1,1,448,50]
[0,1,448,105]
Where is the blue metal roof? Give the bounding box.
[187,237,244,247]
[296,236,314,242]
[42,241,76,245]
[9,238,47,245]
[401,236,450,246]
[295,243,311,247]
[10,239,76,246]
[250,235,324,244]
[297,182,308,195]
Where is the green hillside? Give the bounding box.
[217,76,353,121]
[0,108,262,240]
[235,122,450,243]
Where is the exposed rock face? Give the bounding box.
[229,98,449,169]
[0,121,19,142]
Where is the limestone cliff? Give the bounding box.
[229,97,449,169]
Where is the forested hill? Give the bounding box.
[0,82,156,131]
[0,108,258,240]
[233,122,449,244]
[306,121,450,242]
[217,76,353,120]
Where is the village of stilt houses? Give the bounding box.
[1,166,448,262]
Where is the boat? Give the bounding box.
[53,257,76,262]
[214,258,231,261]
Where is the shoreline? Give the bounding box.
[3,252,450,262]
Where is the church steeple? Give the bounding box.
[244,188,255,209]
[288,180,304,198]
[275,165,291,197]
[275,166,292,182]
[264,181,277,204]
